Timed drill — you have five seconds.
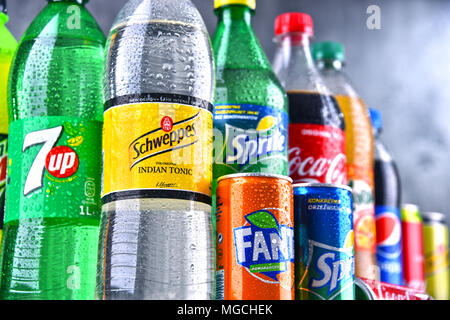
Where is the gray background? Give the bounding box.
[5,0,450,228]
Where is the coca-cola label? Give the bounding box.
[358,277,432,300]
[289,123,347,184]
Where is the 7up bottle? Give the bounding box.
[212,0,289,220]
[0,0,105,300]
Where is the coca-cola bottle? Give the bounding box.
[272,13,347,185]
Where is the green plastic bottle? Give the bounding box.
[211,0,288,219]
[0,0,17,251]
[0,0,105,300]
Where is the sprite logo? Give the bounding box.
[299,238,355,300]
[233,209,294,282]
[225,115,286,166]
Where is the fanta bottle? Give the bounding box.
[312,41,377,280]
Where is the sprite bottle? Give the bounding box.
[0,0,17,250]
[0,0,105,300]
[212,0,289,220]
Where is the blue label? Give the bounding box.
[213,104,288,168]
[233,210,294,281]
[294,185,355,299]
[375,205,404,285]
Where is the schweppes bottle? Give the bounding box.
[98,0,215,300]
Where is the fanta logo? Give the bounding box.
[233,210,294,281]
[129,113,199,169]
[45,146,79,178]
[301,240,354,299]
[225,118,286,165]
[288,147,346,184]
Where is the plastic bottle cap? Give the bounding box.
[48,0,89,4]
[368,108,382,131]
[214,0,255,10]
[0,0,6,15]
[312,41,345,62]
[274,12,314,37]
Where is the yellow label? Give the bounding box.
[102,102,213,203]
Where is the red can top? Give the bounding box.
[274,12,314,36]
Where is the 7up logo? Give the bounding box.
[22,125,79,196]
[45,146,79,178]
[233,209,294,284]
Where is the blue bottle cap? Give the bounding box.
[368,108,383,131]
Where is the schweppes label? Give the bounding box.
[102,93,213,205]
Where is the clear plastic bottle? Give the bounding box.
[272,13,347,186]
[312,41,377,280]
[98,0,215,300]
[369,108,403,285]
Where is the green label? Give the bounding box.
[5,117,102,223]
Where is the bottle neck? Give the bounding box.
[316,59,344,71]
[274,33,316,72]
[48,0,86,5]
[216,5,253,27]
[213,5,270,70]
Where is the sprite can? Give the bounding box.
[294,183,355,300]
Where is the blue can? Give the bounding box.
[375,205,404,285]
[294,183,355,300]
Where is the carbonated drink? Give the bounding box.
[216,173,294,300]
[312,41,377,280]
[98,0,215,300]
[272,14,347,187]
[369,108,403,285]
[212,0,288,234]
[401,204,425,292]
[294,183,355,300]
[422,211,449,300]
[1,0,105,300]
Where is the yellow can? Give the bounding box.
[422,211,449,300]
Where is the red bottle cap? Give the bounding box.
[274,12,314,36]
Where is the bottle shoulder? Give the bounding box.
[375,138,393,162]
[20,3,105,45]
[214,67,287,109]
[318,69,360,97]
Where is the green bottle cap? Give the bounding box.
[312,41,345,62]
[48,0,89,4]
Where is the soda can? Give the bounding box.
[401,204,425,291]
[294,183,355,300]
[422,211,449,300]
[375,204,404,285]
[355,277,433,300]
[215,173,294,300]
